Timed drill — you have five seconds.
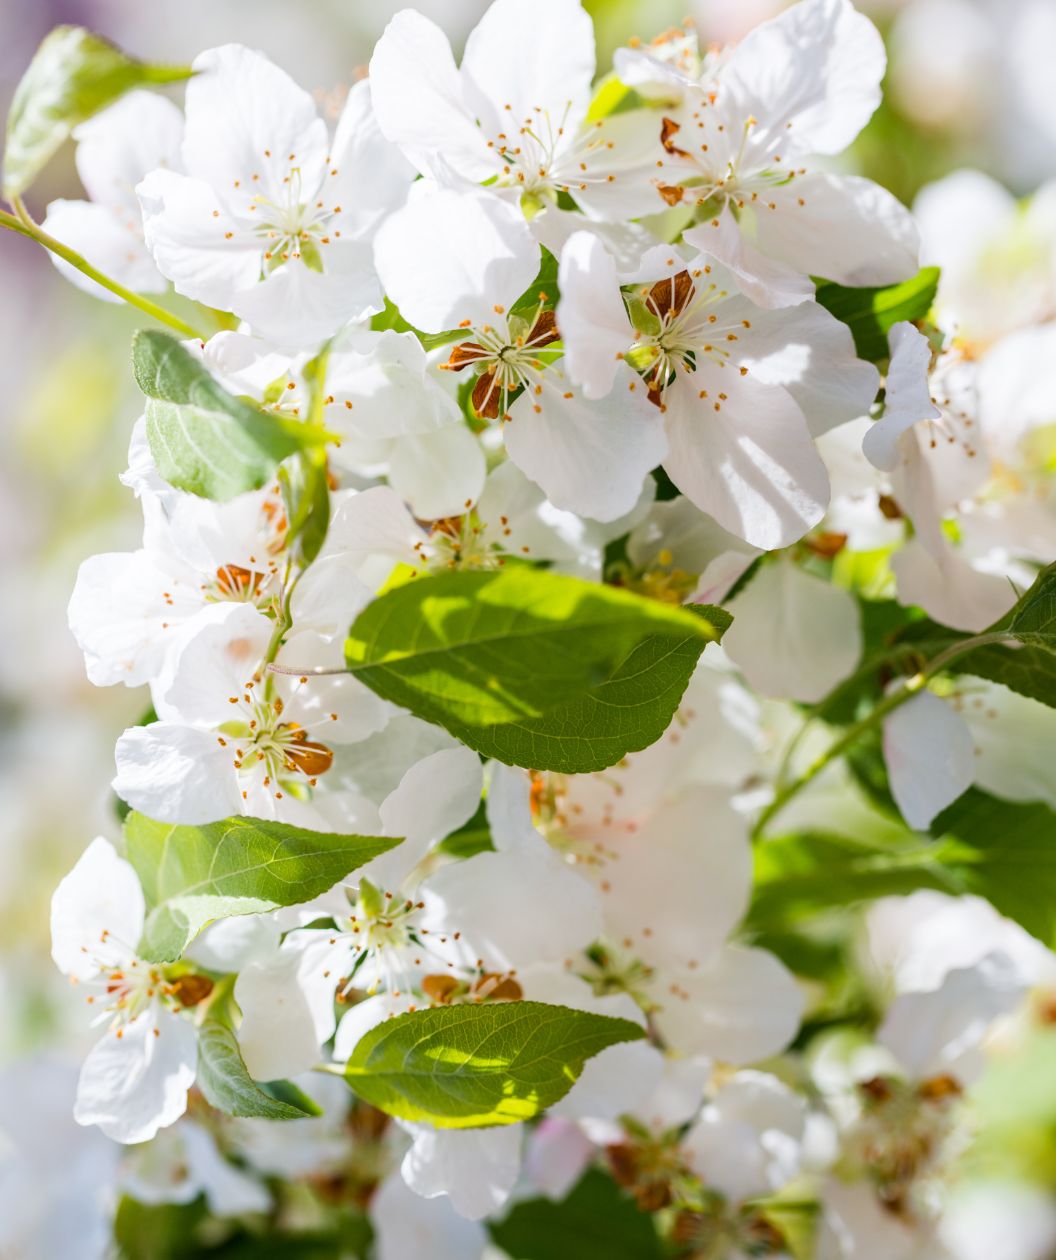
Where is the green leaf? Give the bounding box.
[930,788,1056,948]
[1005,562,1056,648]
[197,1016,319,1120]
[490,1170,663,1260]
[124,812,400,963]
[344,569,728,773]
[3,26,191,199]
[748,830,955,930]
[133,330,329,501]
[813,267,940,363]
[749,789,1056,950]
[341,1001,645,1128]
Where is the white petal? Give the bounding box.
[662,370,829,549]
[877,954,1024,1081]
[74,89,183,212]
[652,945,805,1062]
[369,11,497,184]
[187,915,281,974]
[421,842,602,969]
[373,188,539,333]
[67,549,197,687]
[738,301,880,438]
[231,243,383,349]
[684,209,815,310]
[75,1010,196,1144]
[51,838,145,981]
[182,45,328,207]
[892,538,1016,634]
[863,322,941,471]
[725,559,862,703]
[326,330,461,442]
[557,231,632,400]
[113,722,243,825]
[750,172,920,288]
[882,690,975,830]
[721,0,885,155]
[157,602,273,725]
[138,169,261,310]
[371,1171,489,1260]
[503,370,667,523]
[401,1124,523,1221]
[322,486,424,588]
[523,1118,595,1200]
[460,0,595,141]
[329,79,414,238]
[234,947,332,1081]
[595,787,752,972]
[387,423,487,520]
[369,747,484,888]
[957,683,1056,810]
[40,199,162,299]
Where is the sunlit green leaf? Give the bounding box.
[341,1001,645,1127]
[345,568,729,773]
[124,812,400,963]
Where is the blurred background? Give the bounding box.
[1,0,1054,1078]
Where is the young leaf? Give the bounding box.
[133,330,329,500]
[197,1016,319,1120]
[490,1170,663,1260]
[341,1001,645,1127]
[813,267,940,363]
[344,568,728,774]
[3,26,191,200]
[124,812,400,963]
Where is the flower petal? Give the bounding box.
[882,689,976,830]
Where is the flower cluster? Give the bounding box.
[2,0,1055,1257]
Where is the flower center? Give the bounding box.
[443,307,561,420]
[624,269,751,409]
[220,692,336,800]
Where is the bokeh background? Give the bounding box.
[1,0,1054,1083]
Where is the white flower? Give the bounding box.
[369,0,666,222]
[558,231,878,547]
[883,680,1056,830]
[68,476,293,689]
[682,1071,807,1204]
[629,0,920,298]
[41,91,183,301]
[877,954,1024,1085]
[138,47,413,347]
[50,838,200,1144]
[866,323,1013,632]
[488,737,804,1061]
[113,602,389,825]
[374,189,666,522]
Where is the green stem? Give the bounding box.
[1,197,207,340]
[753,630,1013,840]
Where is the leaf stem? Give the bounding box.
[753,630,1013,839]
[1,197,207,339]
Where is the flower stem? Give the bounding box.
[752,630,1013,839]
[0,199,207,340]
